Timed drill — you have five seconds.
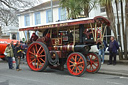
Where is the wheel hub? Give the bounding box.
[73,62,77,67]
[36,55,38,57]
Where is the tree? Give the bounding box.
[0,8,18,27]
[0,0,39,11]
[0,0,40,31]
[99,0,117,38]
[125,0,128,59]
[115,0,123,59]
[60,0,97,19]
[60,0,82,19]
[80,0,97,17]
[117,0,127,59]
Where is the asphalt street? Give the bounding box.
[0,60,128,85]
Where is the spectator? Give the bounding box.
[23,41,28,54]
[107,36,119,65]
[97,39,108,64]
[14,41,19,58]
[10,41,15,68]
[14,41,19,48]
[15,43,23,71]
[5,44,14,69]
[20,41,24,59]
[10,41,14,50]
[21,41,28,62]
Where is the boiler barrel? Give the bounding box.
[53,45,89,52]
[53,45,74,51]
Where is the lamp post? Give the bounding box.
[51,0,53,22]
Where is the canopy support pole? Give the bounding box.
[23,31,27,41]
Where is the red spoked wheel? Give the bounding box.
[27,42,48,71]
[67,52,87,76]
[86,52,101,73]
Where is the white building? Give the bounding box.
[18,0,67,41]
[18,0,128,50]
[1,26,19,40]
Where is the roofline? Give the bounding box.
[19,16,110,31]
[19,17,94,29]
[17,0,59,15]
[17,5,60,16]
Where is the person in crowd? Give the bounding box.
[15,43,23,71]
[97,38,108,64]
[10,41,14,50]
[13,41,19,58]
[14,41,19,48]
[30,32,38,42]
[10,41,15,68]
[21,41,28,63]
[20,41,24,60]
[108,36,119,65]
[23,41,28,54]
[5,44,14,69]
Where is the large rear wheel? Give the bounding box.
[86,52,101,73]
[67,52,87,76]
[27,42,48,71]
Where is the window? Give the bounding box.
[46,9,52,23]
[17,33,19,40]
[100,5,106,13]
[104,26,111,44]
[35,12,41,25]
[24,14,30,26]
[12,34,16,39]
[59,8,67,21]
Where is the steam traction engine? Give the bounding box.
[19,16,110,76]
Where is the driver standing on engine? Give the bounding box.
[30,32,38,42]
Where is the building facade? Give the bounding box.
[18,0,67,41]
[1,26,19,40]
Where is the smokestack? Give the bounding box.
[79,24,84,43]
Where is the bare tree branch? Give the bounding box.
[0,0,40,29]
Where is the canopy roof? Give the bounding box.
[19,16,110,31]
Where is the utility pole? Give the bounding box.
[0,26,2,38]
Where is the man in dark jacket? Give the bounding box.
[108,36,119,65]
[15,43,23,71]
[10,41,14,50]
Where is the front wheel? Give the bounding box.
[27,42,49,72]
[67,52,87,76]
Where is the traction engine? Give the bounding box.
[24,16,110,76]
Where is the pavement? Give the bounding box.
[98,55,128,77]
